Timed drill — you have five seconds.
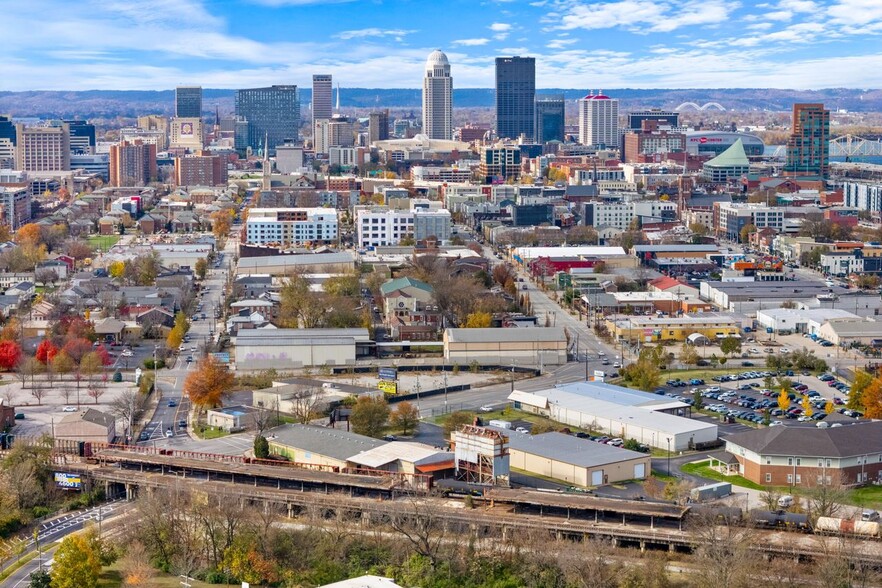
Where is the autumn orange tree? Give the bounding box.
[184,355,234,412]
[862,377,882,419]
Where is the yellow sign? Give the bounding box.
[378,380,398,394]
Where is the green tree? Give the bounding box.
[51,534,100,588]
[679,343,700,366]
[849,370,873,409]
[693,388,703,410]
[194,257,208,280]
[253,435,269,459]
[349,395,391,438]
[28,569,52,588]
[719,336,742,357]
[739,223,757,244]
[442,410,477,436]
[389,401,421,435]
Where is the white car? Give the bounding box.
[479,405,494,413]
[121,349,133,357]
[781,347,790,353]
[515,427,530,434]
[62,406,77,412]
[613,362,622,368]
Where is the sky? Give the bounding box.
[4,0,882,91]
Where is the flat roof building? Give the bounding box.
[444,327,567,367]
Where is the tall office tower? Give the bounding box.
[578,92,619,147]
[534,94,565,144]
[369,110,390,143]
[0,116,16,168]
[61,120,96,154]
[235,85,300,156]
[495,56,535,141]
[422,50,453,140]
[312,74,333,129]
[175,86,203,118]
[109,140,157,187]
[14,123,70,171]
[784,103,830,178]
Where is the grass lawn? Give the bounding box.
[680,459,765,490]
[99,561,213,587]
[87,235,120,250]
[848,486,882,508]
[195,426,229,440]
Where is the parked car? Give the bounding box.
[62,406,77,412]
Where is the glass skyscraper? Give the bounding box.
[235,85,300,156]
[534,94,565,144]
[495,56,535,141]
[175,86,203,119]
[784,103,829,178]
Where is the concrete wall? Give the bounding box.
[268,442,347,470]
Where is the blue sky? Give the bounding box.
[4,0,882,90]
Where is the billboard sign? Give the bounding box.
[378,367,398,381]
[378,381,398,394]
[54,472,82,490]
[211,352,231,364]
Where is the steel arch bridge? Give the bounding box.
[830,134,882,158]
[674,102,726,111]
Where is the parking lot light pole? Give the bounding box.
[666,437,672,476]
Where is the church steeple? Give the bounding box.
[261,131,271,191]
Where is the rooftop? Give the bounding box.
[704,139,749,168]
[379,276,433,296]
[266,424,386,462]
[725,420,882,458]
[446,327,566,344]
[497,429,647,468]
[346,442,452,469]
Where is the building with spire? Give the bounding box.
[422,50,452,140]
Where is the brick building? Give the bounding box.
[724,421,882,487]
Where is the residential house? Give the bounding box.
[54,408,117,443]
[6,281,35,300]
[379,277,441,341]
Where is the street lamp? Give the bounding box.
[666,437,672,476]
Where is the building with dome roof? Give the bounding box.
[578,92,619,148]
[422,50,453,140]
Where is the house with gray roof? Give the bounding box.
[266,424,386,469]
[724,420,882,486]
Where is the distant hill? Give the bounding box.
[1,88,880,119]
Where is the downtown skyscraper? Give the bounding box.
[422,50,452,140]
[784,103,830,178]
[495,56,535,141]
[534,94,565,144]
[235,85,300,156]
[312,74,333,129]
[175,86,203,118]
[578,92,619,148]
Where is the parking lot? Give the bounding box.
[654,368,858,429]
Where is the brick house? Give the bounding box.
[724,421,882,487]
[379,276,441,341]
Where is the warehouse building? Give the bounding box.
[816,319,882,347]
[235,251,357,276]
[699,280,847,313]
[499,428,651,487]
[234,328,371,370]
[443,327,567,367]
[508,385,717,451]
[756,308,860,335]
[605,313,743,343]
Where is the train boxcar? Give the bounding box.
[816,516,882,537]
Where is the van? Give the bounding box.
[778,495,794,508]
[862,510,880,522]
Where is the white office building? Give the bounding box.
[422,50,453,141]
[578,93,619,147]
[244,208,339,246]
[357,207,451,248]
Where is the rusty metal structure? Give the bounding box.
[453,425,510,486]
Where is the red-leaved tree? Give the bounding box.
[62,338,92,364]
[94,344,113,366]
[35,339,59,364]
[0,341,22,371]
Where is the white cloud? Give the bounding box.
[452,38,490,46]
[248,0,356,5]
[828,0,882,25]
[556,0,735,33]
[336,28,416,40]
[489,22,512,31]
[746,22,774,30]
[546,38,579,49]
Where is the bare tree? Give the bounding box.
[1,386,16,406]
[689,510,755,588]
[384,491,451,567]
[557,535,621,588]
[252,398,280,435]
[195,492,249,571]
[759,486,783,512]
[87,386,106,405]
[288,385,324,425]
[60,386,73,405]
[30,384,46,406]
[805,478,849,519]
[109,390,148,437]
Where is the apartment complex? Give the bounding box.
[578,93,619,147]
[784,103,830,178]
[174,153,228,186]
[356,207,452,248]
[14,123,70,171]
[713,202,784,242]
[244,208,339,246]
[108,140,158,187]
[479,145,521,183]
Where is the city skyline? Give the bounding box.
[5,0,882,91]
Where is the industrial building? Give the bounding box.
[756,308,860,335]
[443,327,568,367]
[605,313,743,343]
[699,280,847,313]
[500,428,650,487]
[508,383,718,451]
[235,251,356,276]
[234,328,370,370]
[453,425,510,486]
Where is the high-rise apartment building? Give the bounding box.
[578,92,619,147]
[369,110,390,144]
[109,140,157,187]
[175,86,203,118]
[312,75,333,129]
[534,94,565,144]
[479,145,521,183]
[627,109,679,131]
[422,50,453,140]
[14,124,70,171]
[48,120,95,155]
[235,85,300,156]
[0,187,31,230]
[314,115,356,155]
[495,56,535,141]
[356,207,452,248]
[0,116,16,168]
[174,152,228,186]
[784,103,830,178]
